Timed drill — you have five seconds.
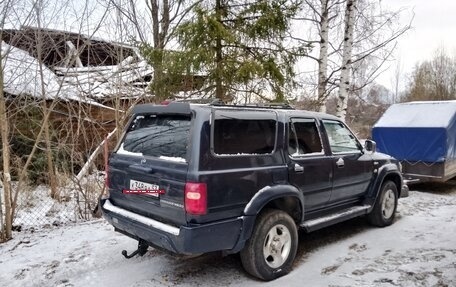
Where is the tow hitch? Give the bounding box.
[122,240,148,259]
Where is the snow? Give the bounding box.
[13,185,77,229]
[374,101,456,128]
[1,184,456,286]
[1,39,150,106]
[116,144,143,157]
[2,42,62,100]
[60,59,153,99]
[9,173,105,230]
[1,42,111,109]
[115,148,187,162]
[159,156,187,163]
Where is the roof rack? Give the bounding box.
[210,101,294,110]
[173,98,218,104]
[173,98,294,109]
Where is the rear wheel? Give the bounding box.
[368,180,398,227]
[240,209,298,281]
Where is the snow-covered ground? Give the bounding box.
[1,183,455,287]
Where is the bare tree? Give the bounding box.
[33,0,59,200]
[295,0,411,118]
[0,0,29,241]
[390,56,402,104]
[405,47,456,102]
[0,42,13,241]
[104,0,195,98]
[335,0,356,119]
[0,0,116,239]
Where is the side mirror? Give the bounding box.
[364,139,376,152]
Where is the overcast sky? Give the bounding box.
[378,0,456,90]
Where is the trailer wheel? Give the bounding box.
[368,180,398,227]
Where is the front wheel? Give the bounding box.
[240,209,298,281]
[368,180,398,227]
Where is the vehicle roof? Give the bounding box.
[132,102,341,121]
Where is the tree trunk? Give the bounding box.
[336,0,356,120]
[150,0,172,100]
[44,108,59,200]
[151,0,160,48]
[150,0,163,98]
[391,57,401,104]
[35,11,59,200]
[215,0,224,101]
[0,58,12,240]
[76,128,117,182]
[317,0,329,113]
[0,175,4,241]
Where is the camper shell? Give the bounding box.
[373,101,456,182]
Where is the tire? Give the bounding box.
[368,180,398,227]
[240,209,298,281]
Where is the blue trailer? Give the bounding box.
[373,101,456,182]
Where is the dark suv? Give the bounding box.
[101,102,407,281]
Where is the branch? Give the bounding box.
[76,128,117,181]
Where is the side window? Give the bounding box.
[288,118,323,156]
[323,120,360,153]
[213,110,276,155]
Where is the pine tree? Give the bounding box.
[176,0,304,102]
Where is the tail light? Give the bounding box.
[185,182,207,215]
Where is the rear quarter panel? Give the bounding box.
[186,109,288,224]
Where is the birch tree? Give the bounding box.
[308,0,345,112]
[335,0,356,119]
[317,0,330,112]
[296,0,410,117]
[390,56,402,104]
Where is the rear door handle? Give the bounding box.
[336,158,345,168]
[294,163,304,173]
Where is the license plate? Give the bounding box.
[129,180,160,197]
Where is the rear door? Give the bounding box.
[287,117,333,211]
[322,120,373,203]
[108,113,191,226]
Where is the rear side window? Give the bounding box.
[212,110,277,155]
[288,118,323,156]
[117,114,191,160]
